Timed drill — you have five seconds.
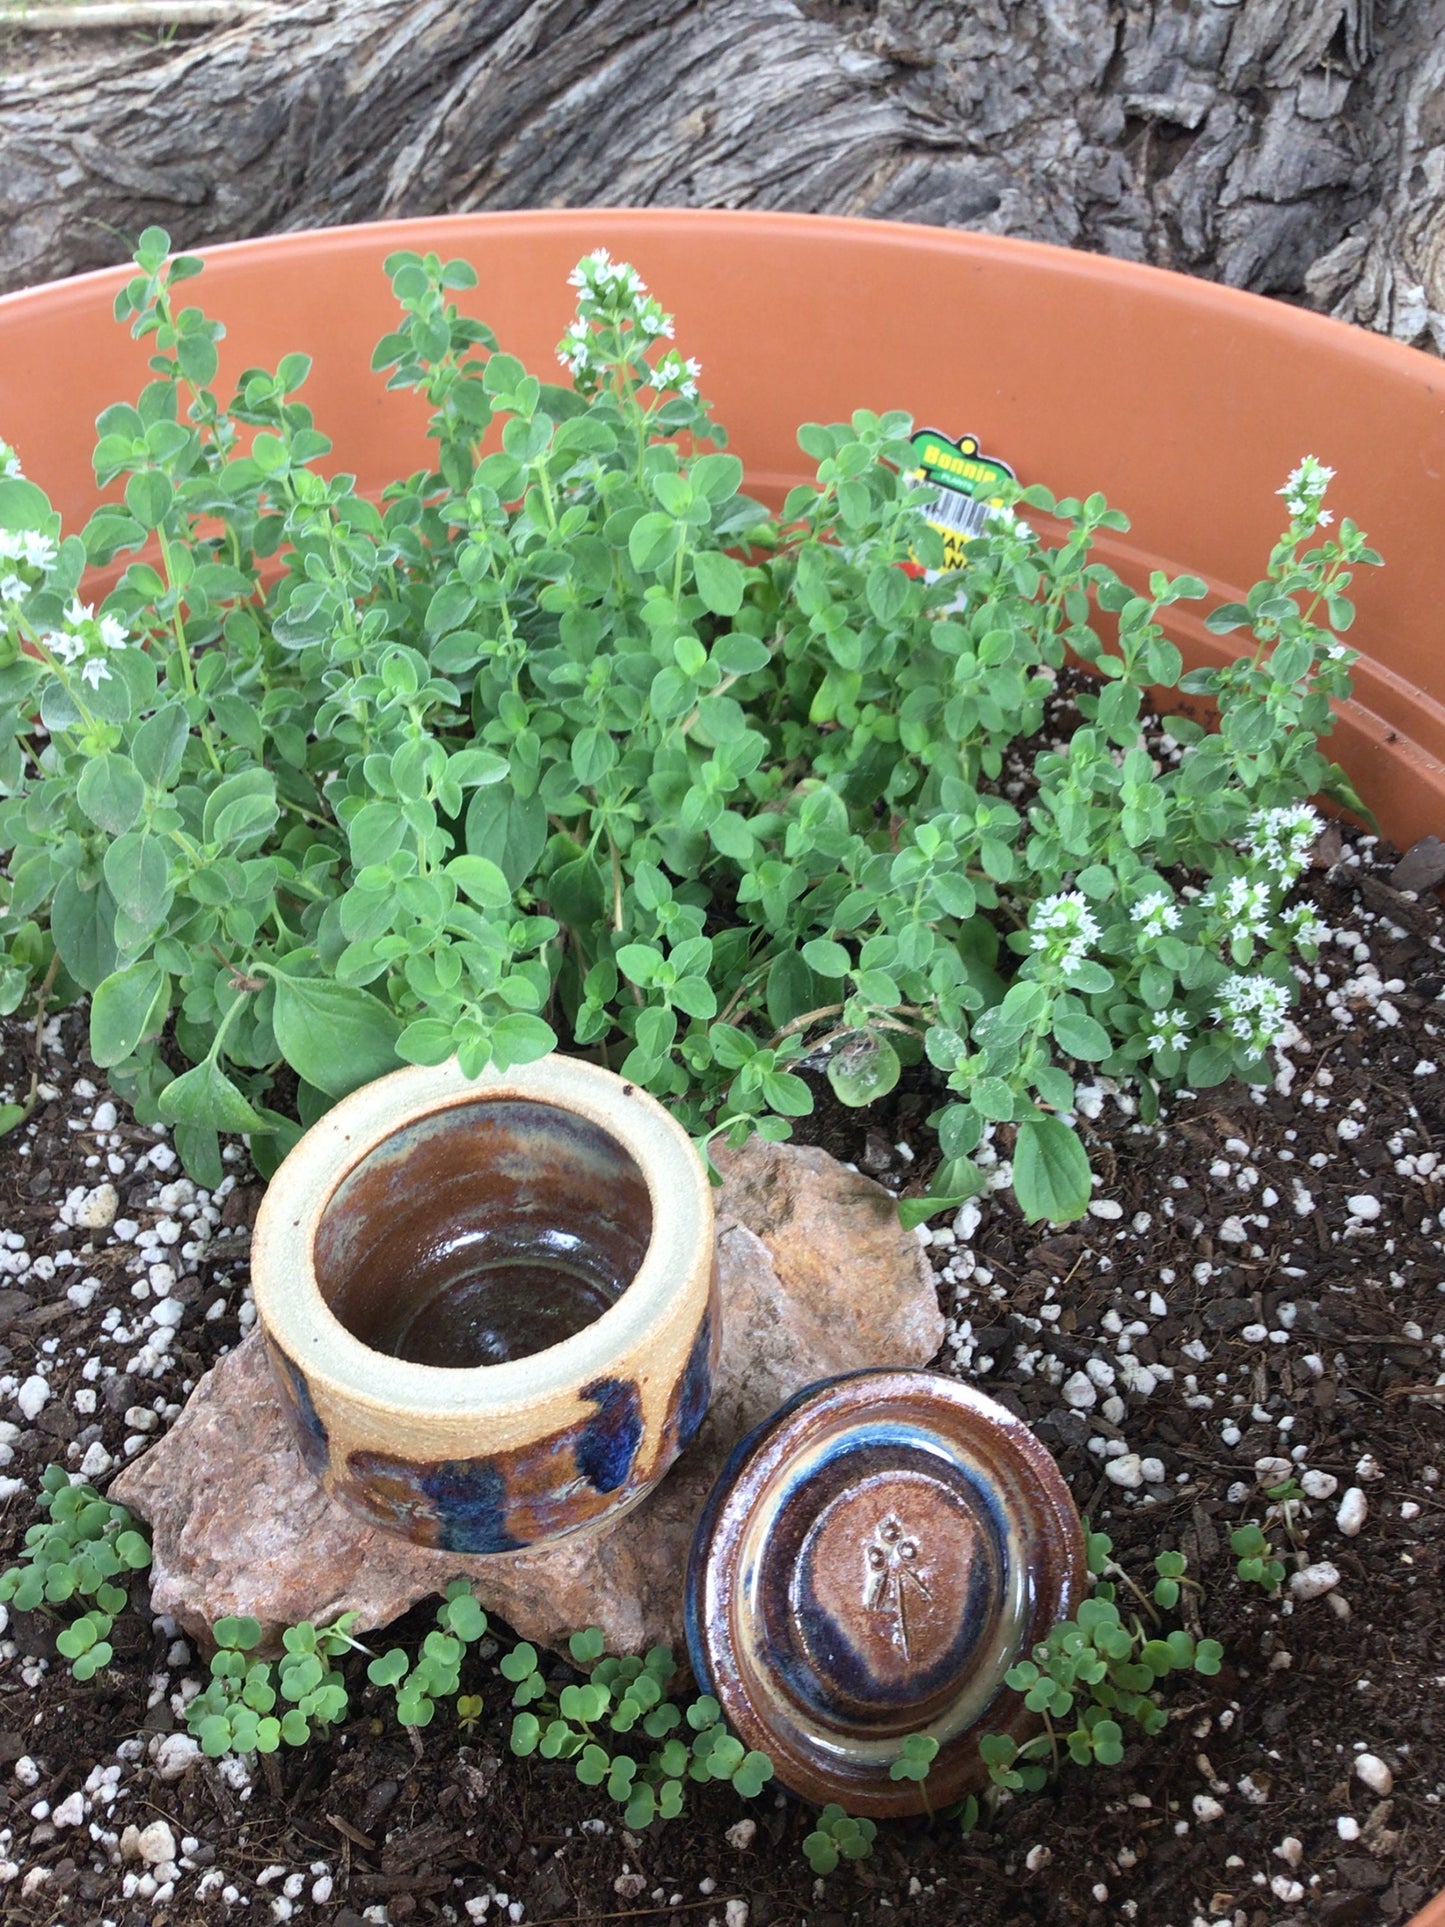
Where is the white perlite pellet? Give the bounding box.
[50,1792,85,1829]
[121,1819,177,1866]
[1254,1455,1293,1486]
[1336,1488,1368,1536]
[1289,1562,1341,1600]
[15,1377,48,1422]
[73,1183,119,1230]
[150,1733,203,1782]
[1355,1754,1394,1794]
[1061,1371,1097,1410]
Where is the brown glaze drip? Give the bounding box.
[314,1099,653,1368]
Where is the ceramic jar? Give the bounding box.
[251,1056,718,1554]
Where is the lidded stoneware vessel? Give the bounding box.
[252,1056,718,1554]
[686,1369,1086,1815]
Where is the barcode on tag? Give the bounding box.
[922,488,992,540]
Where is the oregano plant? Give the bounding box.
[0,229,1377,1219]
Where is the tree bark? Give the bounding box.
[1,0,1441,347]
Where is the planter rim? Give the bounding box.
[3,208,1442,391]
[251,1055,711,1416]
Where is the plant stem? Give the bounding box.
[155,526,225,775]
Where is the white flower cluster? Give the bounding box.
[1204,874,1271,942]
[646,350,702,401]
[1282,901,1330,949]
[557,250,701,400]
[1129,890,1180,937]
[0,527,57,610]
[0,439,21,479]
[1244,803,1320,881]
[1278,455,1335,528]
[566,247,648,302]
[1146,1009,1189,1054]
[41,598,130,690]
[1029,891,1100,977]
[1213,973,1291,1054]
[985,505,1033,543]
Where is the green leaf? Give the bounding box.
[801,937,850,979]
[397,1019,455,1066]
[490,1013,556,1065]
[124,470,172,531]
[616,944,662,987]
[693,550,745,617]
[537,853,601,936]
[970,1075,1016,1122]
[465,785,547,890]
[896,1158,985,1228]
[712,631,771,676]
[0,475,58,530]
[76,753,145,836]
[131,703,190,788]
[1203,602,1250,634]
[572,726,617,789]
[827,1032,900,1106]
[367,1648,410,1688]
[691,453,744,503]
[90,960,168,1067]
[629,512,679,573]
[446,854,511,909]
[158,1058,270,1135]
[202,768,278,851]
[865,563,908,625]
[102,832,169,930]
[50,876,121,993]
[1320,762,1377,831]
[1053,1006,1111,1062]
[765,950,821,1030]
[269,969,401,1098]
[1013,1115,1092,1224]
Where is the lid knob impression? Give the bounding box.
[685,1370,1086,1817]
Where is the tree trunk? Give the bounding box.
[1,0,1442,347]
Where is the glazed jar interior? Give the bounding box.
[313,1098,654,1369]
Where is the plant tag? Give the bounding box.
[906,429,1016,572]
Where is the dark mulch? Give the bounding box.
[0,829,1443,1927]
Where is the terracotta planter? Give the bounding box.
[251,1056,717,1553]
[2,210,1445,853]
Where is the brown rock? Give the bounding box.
[1389,834,1445,893]
[113,1138,944,1659]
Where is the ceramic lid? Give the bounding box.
[684,1369,1086,1817]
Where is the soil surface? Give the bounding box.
[0,825,1443,1927]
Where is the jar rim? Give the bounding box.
[252,1055,712,1419]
